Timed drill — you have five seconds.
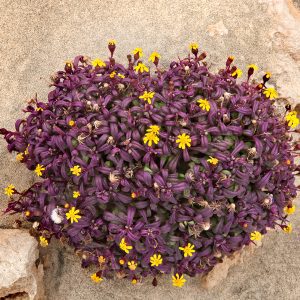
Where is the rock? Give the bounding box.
[0,229,44,300]
[200,242,262,289]
[207,20,228,36]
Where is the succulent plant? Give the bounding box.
[1,41,299,287]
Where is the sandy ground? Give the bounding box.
[0,0,300,299]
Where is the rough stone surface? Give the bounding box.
[0,229,44,300]
[0,0,300,299]
[199,242,262,289]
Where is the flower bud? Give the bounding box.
[108,40,116,57]
[226,56,234,67]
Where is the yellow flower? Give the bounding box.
[189,42,199,50]
[248,64,259,71]
[287,117,299,128]
[284,205,296,215]
[68,120,75,127]
[285,111,299,128]
[207,156,219,165]
[4,184,15,197]
[149,52,161,63]
[131,192,137,199]
[110,71,117,78]
[176,133,192,150]
[24,145,29,155]
[98,256,106,264]
[119,238,133,254]
[91,273,103,283]
[66,207,81,223]
[117,73,125,78]
[92,58,106,68]
[150,254,163,267]
[108,39,116,45]
[179,243,195,257]
[131,279,137,284]
[16,153,24,162]
[146,125,160,135]
[231,69,243,78]
[119,259,125,265]
[65,60,73,68]
[172,273,186,288]
[263,87,278,99]
[139,91,155,104]
[250,231,262,241]
[283,223,292,233]
[36,107,43,112]
[132,47,143,58]
[70,165,82,176]
[35,164,45,177]
[265,72,271,79]
[197,99,210,112]
[73,191,81,198]
[143,132,160,147]
[134,62,149,73]
[128,260,137,271]
[39,236,48,247]
[286,111,297,121]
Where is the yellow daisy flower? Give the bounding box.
[91,273,103,283]
[143,132,159,147]
[172,273,186,288]
[98,256,106,264]
[232,69,243,78]
[250,231,262,241]
[16,153,24,162]
[70,165,82,176]
[132,47,144,58]
[285,111,299,128]
[283,223,292,233]
[139,91,155,104]
[179,243,195,257]
[39,236,49,247]
[263,87,278,99]
[110,71,117,78]
[146,125,160,135]
[4,184,15,197]
[197,99,210,111]
[189,42,199,50]
[68,120,75,127]
[24,145,29,155]
[35,164,45,177]
[73,191,81,198]
[176,133,192,150]
[131,192,137,199]
[108,39,116,45]
[284,205,295,215]
[265,72,271,79]
[92,58,106,68]
[119,238,133,254]
[207,156,219,165]
[248,64,259,71]
[117,73,125,78]
[149,52,161,63]
[66,207,81,223]
[150,254,163,267]
[134,62,149,73]
[128,260,138,271]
